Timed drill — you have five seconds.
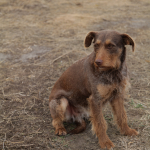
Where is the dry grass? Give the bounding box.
[0,0,150,149]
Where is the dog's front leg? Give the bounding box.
[88,96,115,149]
[110,98,138,136]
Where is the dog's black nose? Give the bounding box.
[95,59,103,66]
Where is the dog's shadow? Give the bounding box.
[64,119,119,137]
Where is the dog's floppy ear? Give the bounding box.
[121,34,135,52]
[84,32,96,48]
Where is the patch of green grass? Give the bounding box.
[129,99,134,106]
[60,136,66,145]
[135,103,144,108]
[129,99,144,109]
[64,144,68,148]
[105,115,113,122]
[139,124,145,128]
[52,137,58,142]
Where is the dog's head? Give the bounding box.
[84,30,135,70]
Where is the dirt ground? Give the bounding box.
[0,0,150,149]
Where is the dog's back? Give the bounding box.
[49,56,91,105]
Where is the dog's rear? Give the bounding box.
[49,56,92,135]
[49,30,138,149]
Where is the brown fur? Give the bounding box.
[49,30,138,149]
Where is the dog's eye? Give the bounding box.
[94,44,100,49]
[107,44,115,49]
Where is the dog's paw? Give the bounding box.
[123,128,138,136]
[55,128,67,136]
[99,139,115,149]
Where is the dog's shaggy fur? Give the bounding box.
[49,30,138,149]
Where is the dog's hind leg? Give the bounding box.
[69,120,86,134]
[49,98,68,136]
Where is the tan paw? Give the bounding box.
[99,139,115,149]
[124,128,138,136]
[55,128,67,136]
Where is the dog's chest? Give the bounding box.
[97,84,120,100]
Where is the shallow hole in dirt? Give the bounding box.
[0,53,11,62]
[20,45,51,62]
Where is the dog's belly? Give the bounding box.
[65,104,89,123]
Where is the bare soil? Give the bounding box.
[0,0,150,150]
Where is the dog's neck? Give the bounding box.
[96,69,123,85]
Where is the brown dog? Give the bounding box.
[49,30,138,149]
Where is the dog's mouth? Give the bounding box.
[94,62,114,70]
[98,66,112,69]
[98,66,114,71]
